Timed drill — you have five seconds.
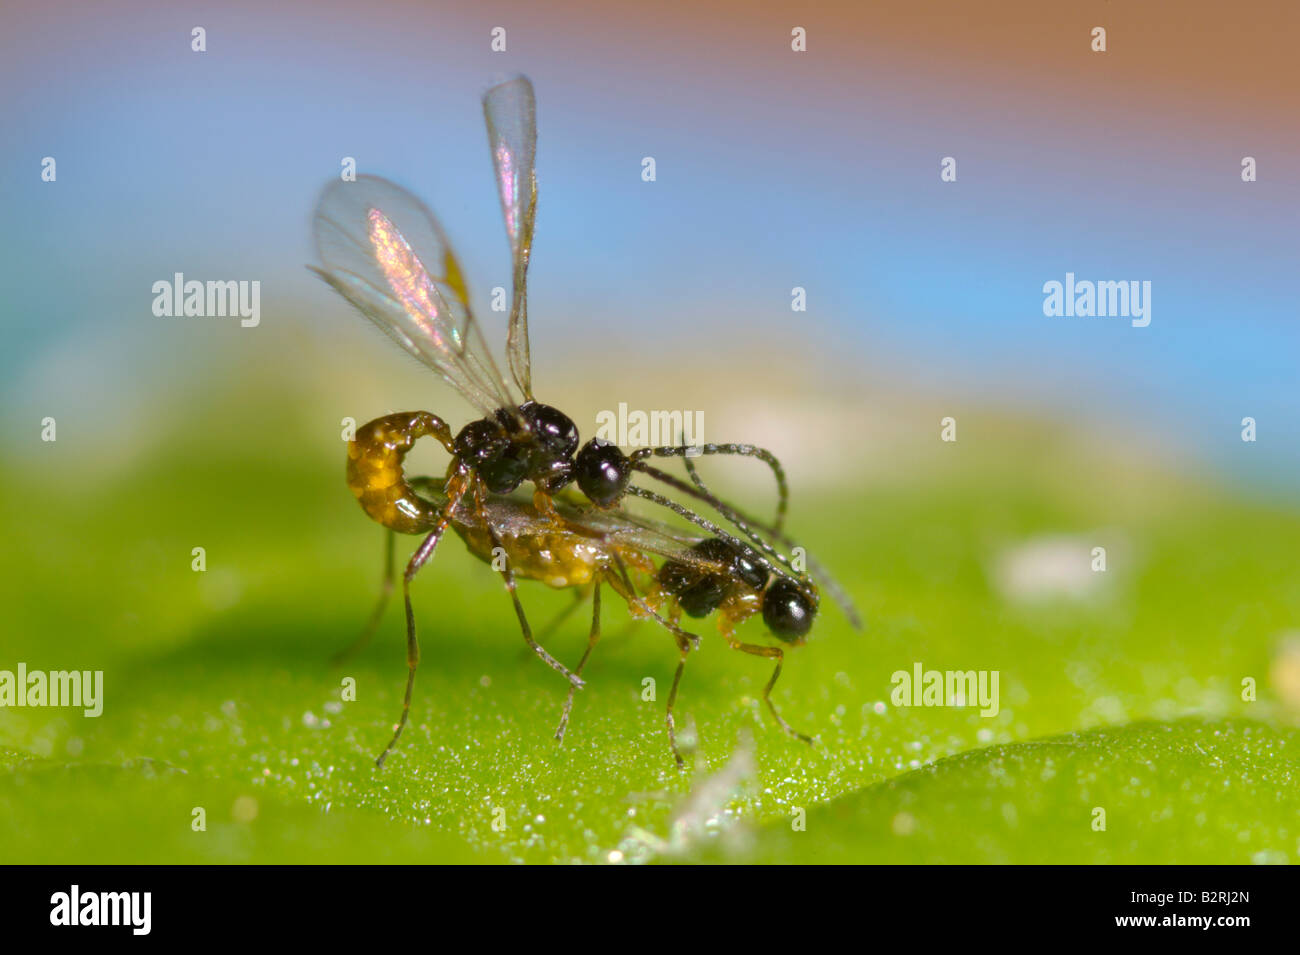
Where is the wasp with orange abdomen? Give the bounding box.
[309,75,859,767]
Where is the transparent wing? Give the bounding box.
[484,75,538,401]
[416,479,729,577]
[549,497,746,575]
[311,174,518,417]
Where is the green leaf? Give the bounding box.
[681,719,1300,864]
[3,351,1298,862]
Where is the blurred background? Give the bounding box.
[2,0,1299,862]
[3,0,1298,487]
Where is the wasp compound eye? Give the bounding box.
[575,439,630,506]
[763,578,815,642]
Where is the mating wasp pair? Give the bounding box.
[310,76,858,767]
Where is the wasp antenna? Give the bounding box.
[631,442,790,533]
[629,461,800,579]
[624,484,795,598]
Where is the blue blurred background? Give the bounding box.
[3,0,1298,490]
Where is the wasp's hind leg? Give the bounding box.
[374,471,470,768]
[474,487,584,690]
[333,528,396,665]
[606,554,700,769]
[555,584,600,743]
[663,645,694,769]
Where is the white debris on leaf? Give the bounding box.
[618,735,757,861]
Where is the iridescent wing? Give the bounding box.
[311,174,518,417]
[483,75,538,401]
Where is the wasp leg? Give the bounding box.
[375,472,470,768]
[605,553,699,769]
[555,583,600,743]
[726,641,811,745]
[374,526,444,767]
[531,488,564,526]
[664,643,692,769]
[605,553,700,651]
[332,527,396,665]
[474,485,583,689]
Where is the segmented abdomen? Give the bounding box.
[346,411,453,534]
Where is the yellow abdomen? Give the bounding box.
[347,411,454,534]
[457,525,604,589]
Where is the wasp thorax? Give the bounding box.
[454,417,523,493]
[454,418,509,463]
[659,538,765,619]
[454,402,580,495]
[519,402,579,458]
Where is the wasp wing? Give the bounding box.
[484,75,538,401]
[549,498,756,578]
[434,481,730,575]
[311,174,517,417]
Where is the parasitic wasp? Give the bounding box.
[309,75,860,767]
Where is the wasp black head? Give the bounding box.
[574,439,631,507]
[762,577,816,643]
